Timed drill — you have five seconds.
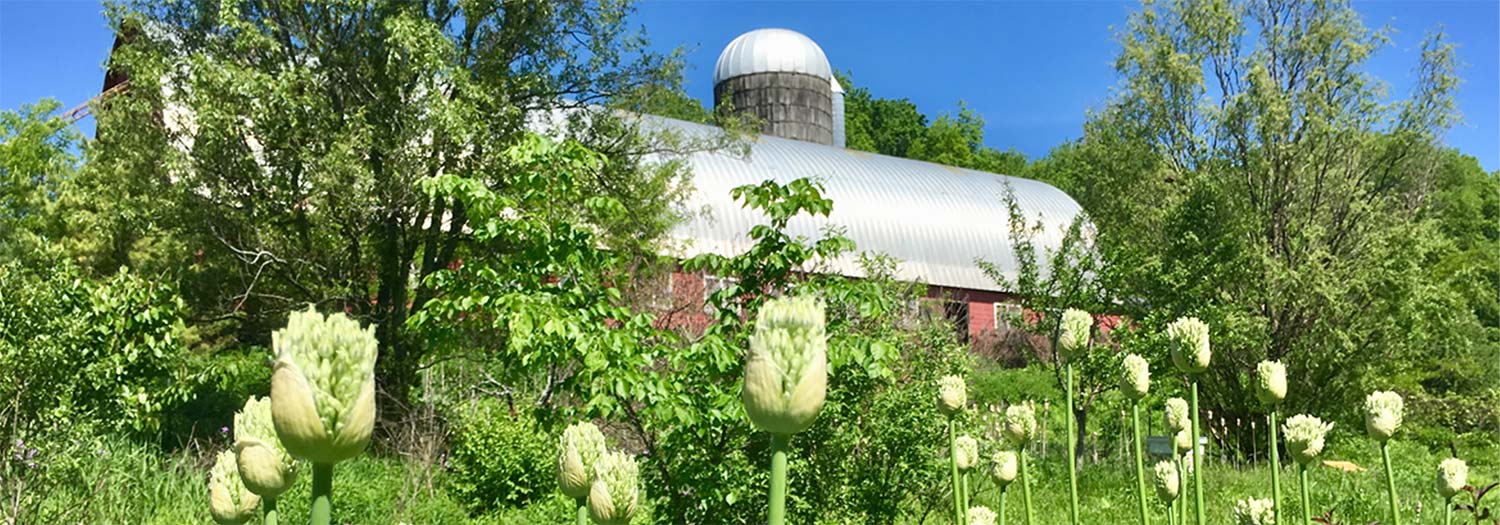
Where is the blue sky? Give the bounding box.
[3,0,1496,170]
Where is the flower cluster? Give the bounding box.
[1167,317,1211,374]
[270,307,378,464]
[938,375,967,416]
[1120,353,1150,400]
[1232,497,1276,525]
[990,450,1018,486]
[1003,403,1037,445]
[742,296,829,435]
[588,451,640,525]
[954,435,979,471]
[1283,414,1333,465]
[208,449,260,525]
[967,505,998,525]
[1057,308,1093,359]
[233,396,298,498]
[557,421,608,500]
[1363,391,1404,442]
[1255,361,1286,406]
[1166,398,1190,433]
[1153,460,1180,501]
[1437,457,1468,500]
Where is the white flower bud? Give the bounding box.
[938,375,968,416]
[1120,353,1150,401]
[990,450,1019,486]
[1174,429,1193,455]
[742,296,828,435]
[233,396,298,499]
[588,451,640,525]
[1255,360,1287,406]
[1153,460,1180,502]
[954,435,980,471]
[1283,414,1333,466]
[1437,457,1468,500]
[557,422,607,500]
[1363,391,1404,442]
[1166,398,1190,432]
[968,505,998,525]
[208,449,261,525]
[270,308,378,464]
[1003,403,1037,445]
[1057,308,1093,360]
[1232,497,1276,525]
[1167,317,1211,374]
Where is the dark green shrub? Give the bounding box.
[447,399,555,513]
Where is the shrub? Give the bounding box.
[447,399,555,513]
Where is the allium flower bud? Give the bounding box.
[270,308,378,464]
[954,435,979,471]
[1153,460,1180,501]
[1283,414,1333,466]
[742,296,829,435]
[1255,360,1287,406]
[557,421,607,500]
[233,396,297,499]
[1363,391,1404,442]
[1232,497,1276,525]
[1120,353,1150,400]
[1003,403,1037,445]
[938,374,967,416]
[990,450,1019,486]
[1181,448,1196,475]
[1436,457,1468,500]
[208,449,261,525]
[968,505,998,525]
[1167,317,1211,374]
[1056,308,1093,360]
[588,451,640,525]
[1166,397,1190,432]
[1174,429,1193,455]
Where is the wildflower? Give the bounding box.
[1167,317,1211,374]
[1363,391,1404,442]
[1003,403,1037,445]
[954,435,980,471]
[233,396,298,498]
[1232,497,1275,525]
[1057,308,1093,360]
[968,505,998,525]
[557,422,607,500]
[1283,415,1333,465]
[1120,353,1150,401]
[270,308,379,464]
[1166,398,1190,432]
[742,296,829,435]
[1255,361,1286,406]
[588,451,640,525]
[938,375,967,416]
[1153,460,1180,501]
[1437,458,1468,500]
[990,450,1019,486]
[208,450,260,525]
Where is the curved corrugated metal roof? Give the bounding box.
[650,116,1084,293]
[713,28,833,85]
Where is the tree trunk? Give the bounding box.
[1074,407,1088,470]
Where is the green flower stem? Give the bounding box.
[1381,441,1399,525]
[264,497,278,525]
[576,498,588,525]
[1065,363,1080,525]
[1131,401,1148,525]
[310,462,333,525]
[962,471,971,515]
[1175,454,1185,525]
[1443,496,1452,525]
[1269,409,1282,524]
[1020,449,1035,525]
[1189,378,1205,525]
[769,433,790,525]
[1299,464,1311,525]
[950,417,963,525]
[999,486,1007,525]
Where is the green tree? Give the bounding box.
[838,72,928,158]
[1045,0,1495,441]
[87,0,705,410]
[0,100,81,264]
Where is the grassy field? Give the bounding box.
[8,430,1493,524]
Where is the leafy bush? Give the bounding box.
[447,399,556,513]
[0,262,192,439]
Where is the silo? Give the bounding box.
[713,29,835,146]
